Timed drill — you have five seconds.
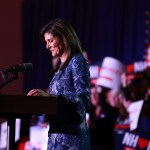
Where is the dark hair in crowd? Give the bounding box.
[124,70,150,101]
[40,18,83,71]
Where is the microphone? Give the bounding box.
[0,63,33,89]
[6,63,33,74]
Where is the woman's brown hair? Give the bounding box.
[40,18,83,71]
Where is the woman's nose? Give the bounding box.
[46,43,51,49]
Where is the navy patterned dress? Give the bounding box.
[47,53,90,150]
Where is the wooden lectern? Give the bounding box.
[0,95,58,150]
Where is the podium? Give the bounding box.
[0,95,58,150]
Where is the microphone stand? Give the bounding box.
[0,70,19,150]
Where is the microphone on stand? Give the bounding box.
[0,63,33,89]
[4,63,33,74]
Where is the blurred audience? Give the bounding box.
[97,56,150,150]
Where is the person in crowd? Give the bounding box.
[96,56,127,150]
[87,84,118,150]
[87,85,103,148]
[27,18,90,150]
[96,57,126,111]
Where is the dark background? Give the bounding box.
[22,0,150,93]
[0,0,150,94]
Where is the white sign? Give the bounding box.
[0,119,21,148]
[128,100,144,131]
[30,125,49,150]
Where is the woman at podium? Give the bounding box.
[27,18,90,150]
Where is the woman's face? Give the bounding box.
[90,86,99,106]
[44,32,65,58]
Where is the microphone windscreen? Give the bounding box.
[23,63,33,72]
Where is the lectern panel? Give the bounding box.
[0,95,57,116]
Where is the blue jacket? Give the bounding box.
[48,53,90,149]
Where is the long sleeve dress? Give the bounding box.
[47,53,90,150]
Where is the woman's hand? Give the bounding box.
[27,89,50,96]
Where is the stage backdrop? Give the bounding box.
[22,0,150,93]
[0,0,23,95]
